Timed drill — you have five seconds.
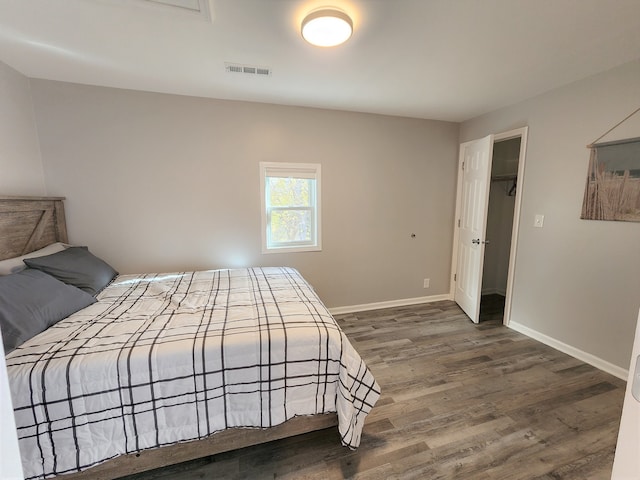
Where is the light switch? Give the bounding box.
[534,214,544,228]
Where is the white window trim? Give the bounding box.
[260,162,322,254]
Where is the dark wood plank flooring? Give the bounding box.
[121,299,625,479]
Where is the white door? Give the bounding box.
[611,309,640,479]
[454,135,494,323]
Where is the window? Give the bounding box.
[260,162,321,253]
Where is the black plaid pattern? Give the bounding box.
[6,267,380,479]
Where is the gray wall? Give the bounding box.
[0,61,45,195]
[482,183,515,295]
[461,59,640,370]
[30,80,460,309]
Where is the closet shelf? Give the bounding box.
[491,174,517,182]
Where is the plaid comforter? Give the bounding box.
[6,267,380,479]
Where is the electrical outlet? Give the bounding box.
[423,278,430,288]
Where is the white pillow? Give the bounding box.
[0,242,68,275]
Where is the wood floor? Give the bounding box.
[121,297,625,480]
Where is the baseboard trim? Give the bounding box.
[508,321,628,380]
[481,288,506,296]
[329,294,452,316]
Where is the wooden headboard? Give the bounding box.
[0,196,68,261]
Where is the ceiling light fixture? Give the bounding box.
[301,8,353,47]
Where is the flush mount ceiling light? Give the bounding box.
[301,8,353,47]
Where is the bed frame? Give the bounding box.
[0,196,68,259]
[1,195,337,480]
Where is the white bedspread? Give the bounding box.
[6,267,380,479]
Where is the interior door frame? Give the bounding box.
[450,126,528,326]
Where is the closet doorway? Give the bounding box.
[451,127,528,326]
[481,128,527,325]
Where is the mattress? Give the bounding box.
[6,267,380,479]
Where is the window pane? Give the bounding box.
[260,162,321,253]
[270,209,312,243]
[268,177,311,207]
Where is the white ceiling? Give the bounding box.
[1,0,639,122]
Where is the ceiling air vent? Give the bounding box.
[134,0,213,22]
[225,63,272,77]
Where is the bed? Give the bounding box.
[0,196,380,480]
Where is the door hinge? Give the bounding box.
[454,273,457,281]
[457,218,460,227]
[461,161,465,171]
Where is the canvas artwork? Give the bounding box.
[581,137,640,222]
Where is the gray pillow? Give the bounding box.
[0,269,96,353]
[24,246,118,296]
